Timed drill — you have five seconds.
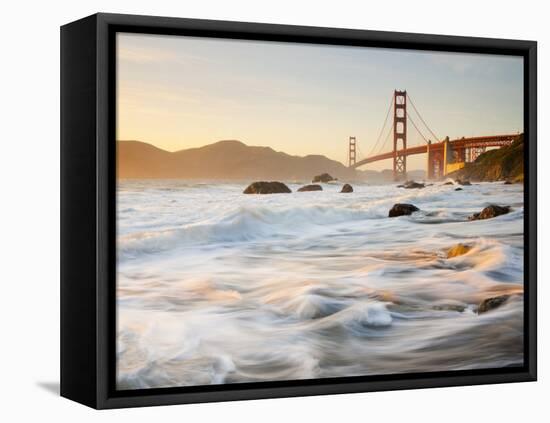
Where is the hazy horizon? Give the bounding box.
[117,33,523,170]
[117,139,427,173]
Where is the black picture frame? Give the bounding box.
[60,12,537,409]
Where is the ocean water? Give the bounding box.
[116,180,524,390]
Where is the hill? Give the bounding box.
[447,135,524,183]
[117,140,426,181]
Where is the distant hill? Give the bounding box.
[117,140,425,181]
[447,135,524,183]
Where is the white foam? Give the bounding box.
[116,180,525,389]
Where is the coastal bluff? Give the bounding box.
[447,135,524,183]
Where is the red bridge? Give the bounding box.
[348,90,521,180]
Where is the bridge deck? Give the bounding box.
[351,134,519,169]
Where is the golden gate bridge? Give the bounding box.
[348,90,521,180]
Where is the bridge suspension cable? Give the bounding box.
[356,142,365,161]
[348,89,518,179]
[406,93,440,142]
[406,110,430,144]
[377,121,394,155]
[365,94,394,158]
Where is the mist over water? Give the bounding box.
[116,180,524,390]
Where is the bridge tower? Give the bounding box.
[393,90,407,180]
[348,136,356,167]
[427,140,444,180]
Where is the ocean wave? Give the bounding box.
[116,180,525,388]
[307,301,394,335]
[260,283,353,320]
[118,204,385,260]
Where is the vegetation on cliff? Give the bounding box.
[448,134,524,182]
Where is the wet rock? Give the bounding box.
[297,184,323,192]
[469,205,511,221]
[457,179,472,186]
[477,295,511,314]
[401,180,425,189]
[243,181,291,194]
[340,184,353,193]
[446,243,472,258]
[443,181,454,186]
[455,187,463,191]
[388,203,419,217]
[312,173,335,183]
[504,180,513,185]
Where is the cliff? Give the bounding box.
[447,135,524,183]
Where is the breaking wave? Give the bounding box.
[116,180,525,389]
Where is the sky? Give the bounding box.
[117,33,523,171]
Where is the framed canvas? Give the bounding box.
[60,13,537,409]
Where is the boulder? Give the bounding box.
[469,205,511,221]
[446,243,472,258]
[401,180,425,189]
[457,179,472,186]
[455,187,463,191]
[243,181,291,194]
[340,184,353,193]
[297,184,323,192]
[477,295,511,314]
[312,173,335,183]
[443,181,454,186]
[388,203,419,217]
[504,180,513,185]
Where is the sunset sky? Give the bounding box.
[117,33,523,171]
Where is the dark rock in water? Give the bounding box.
[504,180,513,185]
[396,184,404,188]
[243,181,291,194]
[340,184,353,193]
[469,204,511,221]
[455,187,463,191]
[312,173,335,183]
[388,203,419,217]
[401,180,425,189]
[443,181,454,185]
[477,295,511,314]
[297,184,323,192]
[457,179,472,186]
